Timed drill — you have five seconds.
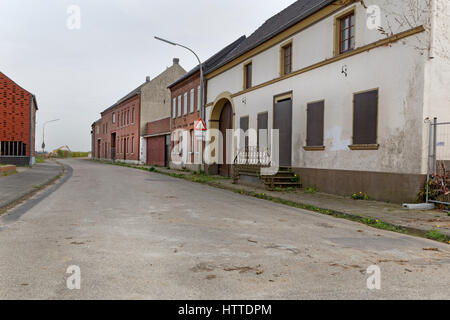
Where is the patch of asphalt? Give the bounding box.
[0,163,73,225]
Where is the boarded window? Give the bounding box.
[353,90,378,145]
[183,93,188,115]
[257,112,268,148]
[172,98,176,118]
[240,116,249,149]
[306,101,324,147]
[190,89,194,113]
[177,96,182,117]
[244,62,252,89]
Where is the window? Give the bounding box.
[281,42,292,75]
[132,108,135,123]
[244,62,252,89]
[339,12,355,54]
[306,101,325,149]
[96,125,99,134]
[240,116,249,149]
[127,137,129,153]
[190,89,195,113]
[131,136,134,153]
[112,112,116,124]
[183,92,188,115]
[190,129,194,153]
[0,141,27,156]
[173,98,176,118]
[127,110,130,125]
[117,114,120,127]
[197,85,201,111]
[257,112,268,149]
[177,96,182,117]
[351,89,378,148]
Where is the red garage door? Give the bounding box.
[147,136,165,166]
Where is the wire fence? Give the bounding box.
[427,118,450,206]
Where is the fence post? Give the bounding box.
[426,120,433,203]
[433,117,438,174]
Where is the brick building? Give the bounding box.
[168,37,246,171]
[91,59,186,164]
[0,71,38,166]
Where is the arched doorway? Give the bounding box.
[219,101,232,177]
[208,92,235,177]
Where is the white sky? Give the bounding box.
[0,0,296,152]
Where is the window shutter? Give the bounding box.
[353,90,378,145]
[306,101,324,147]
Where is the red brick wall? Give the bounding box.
[146,117,170,136]
[147,135,166,166]
[170,72,204,163]
[95,94,141,161]
[0,72,36,157]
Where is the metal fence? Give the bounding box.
[426,118,450,206]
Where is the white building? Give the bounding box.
[204,0,450,202]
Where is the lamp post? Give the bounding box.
[42,119,60,153]
[154,36,205,122]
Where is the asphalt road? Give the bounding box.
[0,159,449,299]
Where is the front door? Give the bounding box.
[219,102,232,177]
[274,98,292,167]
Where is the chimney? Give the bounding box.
[146,76,151,82]
[173,58,180,65]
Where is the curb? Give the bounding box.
[0,161,66,216]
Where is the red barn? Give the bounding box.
[0,72,38,166]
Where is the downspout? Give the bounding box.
[429,0,437,59]
[29,95,34,166]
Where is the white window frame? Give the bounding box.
[190,88,194,113]
[177,95,182,117]
[184,92,188,115]
[172,98,176,119]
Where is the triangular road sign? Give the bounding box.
[194,118,207,131]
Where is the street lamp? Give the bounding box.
[42,119,60,153]
[154,36,205,122]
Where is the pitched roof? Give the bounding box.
[207,0,335,74]
[168,35,247,89]
[0,71,39,109]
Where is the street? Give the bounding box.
[0,159,449,299]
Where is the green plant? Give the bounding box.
[305,186,318,194]
[35,157,46,163]
[351,192,369,200]
[426,229,449,243]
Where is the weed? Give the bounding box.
[305,186,318,194]
[351,192,369,200]
[426,229,449,242]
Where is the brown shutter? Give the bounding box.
[257,112,268,148]
[240,116,249,149]
[306,101,324,146]
[353,90,378,145]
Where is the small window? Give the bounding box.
[352,89,378,146]
[306,101,325,147]
[112,112,116,124]
[177,96,182,117]
[281,43,292,75]
[172,98,176,118]
[132,108,135,123]
[184,92,188,115]
[190,89,195,113]
[127,110,130,125]
[131,136,134,153]
[244,62,252,89]
[240,116,249,149]
[339,12,355,54]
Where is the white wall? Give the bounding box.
[207,0,431,174]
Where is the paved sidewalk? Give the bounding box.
[151,166,450,239]
[0,160,64,210]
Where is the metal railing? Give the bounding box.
[234,146,272,167]
[426,118,450,206]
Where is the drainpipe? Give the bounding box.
[429,0,437,59]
